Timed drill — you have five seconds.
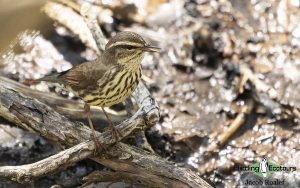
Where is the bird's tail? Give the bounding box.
[23,71,66,85]
[36,72,64,82]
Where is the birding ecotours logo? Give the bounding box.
[234,157,296,178]
[259,157,269,177]
[250,157,278,178]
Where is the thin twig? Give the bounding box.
[80,3,107,53]
[206,100,254,155]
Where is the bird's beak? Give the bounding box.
[142,45,161,52]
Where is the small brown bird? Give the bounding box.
[34,31,160,146]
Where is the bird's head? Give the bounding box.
[105,31,160,66]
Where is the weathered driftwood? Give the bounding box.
[0,82,212,187]
[44,1,100,53]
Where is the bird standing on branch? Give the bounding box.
[33,31,160,148]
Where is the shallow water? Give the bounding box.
[0,0,51,52]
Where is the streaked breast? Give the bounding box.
[82,65,142,107]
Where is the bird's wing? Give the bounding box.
[61,59,113,91]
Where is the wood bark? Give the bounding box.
[0,81,212,188]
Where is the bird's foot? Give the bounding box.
[90,132,106,155]
[108,124,123,142]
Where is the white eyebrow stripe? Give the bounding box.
[106,41,144,48]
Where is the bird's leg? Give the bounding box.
[84,104,103,153]
[101,107,122,141]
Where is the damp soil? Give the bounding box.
[1,0,300,187]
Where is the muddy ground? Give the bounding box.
[0,0,300,187]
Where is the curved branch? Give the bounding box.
[0,82,211,187]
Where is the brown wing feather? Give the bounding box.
[61,59,110,91]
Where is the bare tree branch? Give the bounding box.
[0,81,211,187]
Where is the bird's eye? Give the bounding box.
[126,46,135,50]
